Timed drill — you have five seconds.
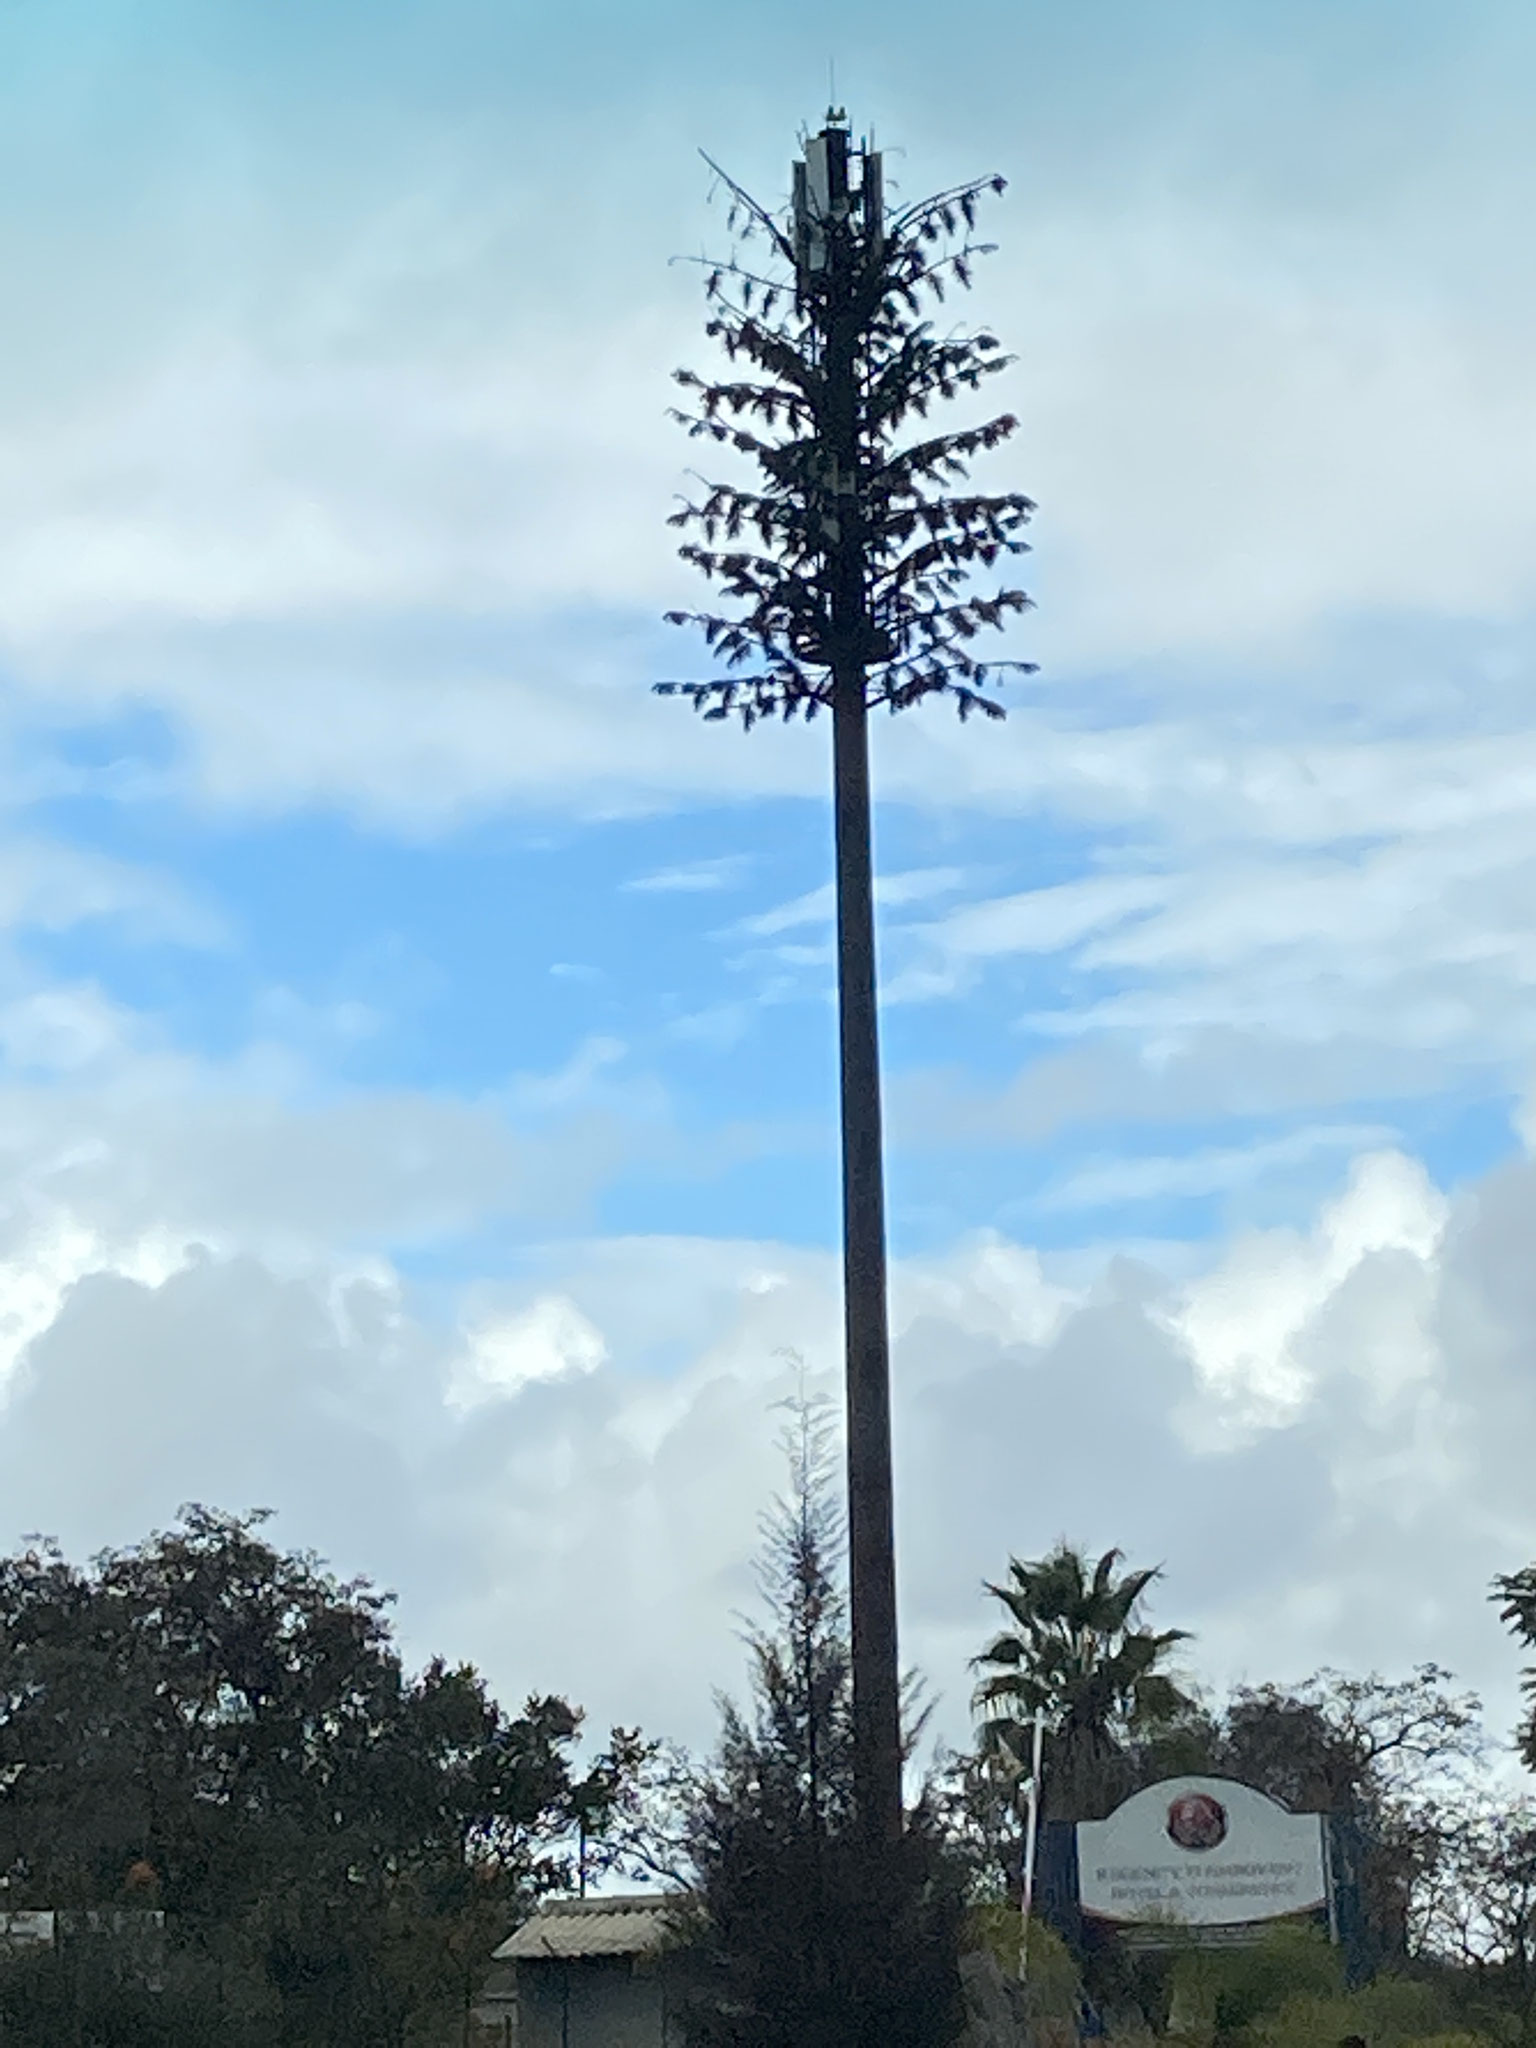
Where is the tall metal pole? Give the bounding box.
[672,108,1026,1848]
[806,113,904,1848]
[832,661,901,1846]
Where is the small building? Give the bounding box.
[475,1894,688,2048]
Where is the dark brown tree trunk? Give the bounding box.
[832,655,902,1846]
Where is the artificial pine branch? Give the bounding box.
[659,152,1035,723]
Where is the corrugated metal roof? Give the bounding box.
[493,1894,681,1962]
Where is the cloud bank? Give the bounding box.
[0,1095,1528,1762]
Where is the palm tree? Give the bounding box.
[973,1543,1193,1823]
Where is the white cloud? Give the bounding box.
[891,1034,1437,1150]
[0,1203,188,1395]
[6,94,1534,840]
[1164,1150,1449,1441]
[505,1035,630,1116]
[449,1294,608,1412]
[1044,1122,1397,1213]
[0,839,223,947]
[0,324,688,640]
[0,1049,643,1267]
[741,869,970,940]
[24,624,822,829]
[0,14,1529,1775]
[0,102,1531,1169]
[0,985,145,1075]
[0,1117,1528,1762]
[0,189,1530,690]
[1008,217,1536,671]
[893,1232,1079,1356]
[881,727,1536,1108]
[623,856,750,894]
[895,874,1171,996]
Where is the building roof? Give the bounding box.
[493,1894,681,1962]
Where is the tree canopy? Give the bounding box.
[972,1541,1194,1824]
[0,1506,646,2045]
[677,1396,965,2048]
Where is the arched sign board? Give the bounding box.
[1077,1777,1329,1945]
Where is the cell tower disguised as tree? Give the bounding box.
[660,111,1034,1844]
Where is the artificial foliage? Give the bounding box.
[658,122,1035,726]
[658,112,1038,1856]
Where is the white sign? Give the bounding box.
[1077,1776,1327,1928]
[0,1912,54,1949]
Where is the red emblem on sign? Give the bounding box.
[1166,1791,1227,1851]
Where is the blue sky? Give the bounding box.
[3,0,1536,1759]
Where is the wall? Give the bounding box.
[516,1955,672,2048]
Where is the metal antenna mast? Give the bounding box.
[793,113,902,1844]
[662,111,1032,1850]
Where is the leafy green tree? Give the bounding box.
[1417,1791,1536,1985]
[678,1396,966,2048]
[1218,1665,1483,1978]
[1219,1665,1481,1817]
[1494,1565,1536,1774]
[973,1542,1193,1823]
[0,1506,644,2046]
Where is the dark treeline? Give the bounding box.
[5,1463,1536,2044]
[681,1400,1536,2048]
[0,1506,650,2045]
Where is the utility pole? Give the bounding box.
[661,109,1033,1848]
